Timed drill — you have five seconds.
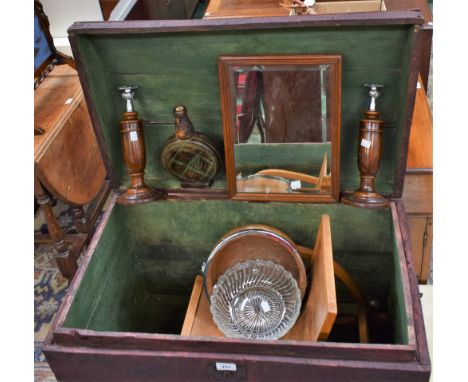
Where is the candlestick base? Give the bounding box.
[117,186,165,206]
[342,190,389,209]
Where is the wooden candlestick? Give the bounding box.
[343,84,389,208]
[116,86,164,205]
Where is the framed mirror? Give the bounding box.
[219,55,341,202]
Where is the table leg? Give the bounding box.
[34,177,77,279]
[72,206,89,233]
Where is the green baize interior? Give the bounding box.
[75,24,413,195]
[64,200,408,344]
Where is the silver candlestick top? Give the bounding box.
[364,84,384,112]
[118,86,138,113]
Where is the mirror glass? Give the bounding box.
[219,55,341,202]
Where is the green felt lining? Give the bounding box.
[64,207,135,330]
[73,23,414,195]
[64,200,408,344]
[388,227,409,344]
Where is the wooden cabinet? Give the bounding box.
[403,81,433,283]
[403,173,433,283]
[407,215,432,283]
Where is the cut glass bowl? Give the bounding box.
[210,259,302,340]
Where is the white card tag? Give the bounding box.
[129,131,138,142]
[417,81,421,89]
[360,138,371,149]
[291,180,302,190]
[65,98,73,104]
[304,0,316,6]
[216,363,237,372]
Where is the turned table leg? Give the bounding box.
[72,206,89,233]
[34,177,77,279]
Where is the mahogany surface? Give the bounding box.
[34,66,81,156]
[44,345,430,382]
[35,65,106,206]
[34,64,110,279]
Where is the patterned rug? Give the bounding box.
[35,201,77,235]
[34,247,69,382]
[34,200,92,382]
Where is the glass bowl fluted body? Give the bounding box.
[210,259,302,340]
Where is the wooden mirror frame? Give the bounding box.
[219,54,341,202]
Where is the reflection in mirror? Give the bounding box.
[235,65,330,144]
[219,55,341,202]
